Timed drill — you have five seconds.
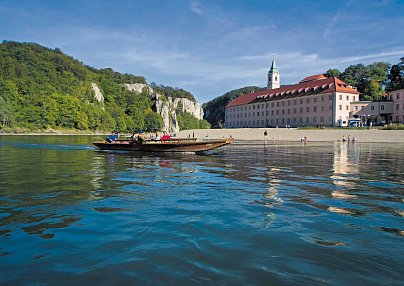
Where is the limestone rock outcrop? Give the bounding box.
[91,83,104,103]
[124,83,204,134]
[91,82,203,133]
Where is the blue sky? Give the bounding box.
[1,0,403,103]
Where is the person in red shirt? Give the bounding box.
[160,131,171,141]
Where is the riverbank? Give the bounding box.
[178,128,404,143]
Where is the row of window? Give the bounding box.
[388,92,401,100]
[228,116,332,127]
[227,104,338,119]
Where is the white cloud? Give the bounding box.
[190,0,205,16]
[323,10,341,38]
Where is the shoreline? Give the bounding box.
[178,128,404,143]
[1,128,403,143]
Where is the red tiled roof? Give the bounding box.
[299,74,327,83]
[226,76,359,108]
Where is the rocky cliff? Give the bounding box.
[94,83,204,133]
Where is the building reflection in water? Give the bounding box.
[329,142,359,215]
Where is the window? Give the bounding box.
[329,106,332,110]
[306,117,309,123]
[272,103,274,107]
[322,96,324,101]
[276,110,279,115]
[288,100,291,106]
[381,105,385,111]
[314,98,317,103]
[293,108,296,114]
[300,99,303,104]
[361,106,365,110]
[307,98,310,103]
[339,105,342,110]
[371,106,375,111]
[300,107,303,113]
[282,110,285,115]
[275,77,278,81]
[271,110,274,115]
[294,99,297,105]
[346,95,349,100]
[321,106,324,111]
[396,104,399,111]
[307,107,310,112]
[397,93,400,100]
[339,95,342,100]
[313,106,317,112]
[320,116,324,122]
[313,117,317,122]
[277,102,280,107]
[257,111,260,116]
[329,95,333,100]
[346,105,349,110]
[282,101,285,106]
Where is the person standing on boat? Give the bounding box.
[106,131,117,143]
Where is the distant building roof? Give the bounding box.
[226,76,359,108]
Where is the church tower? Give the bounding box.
[267,54,280,89]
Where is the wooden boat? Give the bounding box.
[93,137,233,153]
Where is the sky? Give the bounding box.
[1,0,403,103]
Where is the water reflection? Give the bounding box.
[0,136,403,285]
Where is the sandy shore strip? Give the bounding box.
[178,128,404,143]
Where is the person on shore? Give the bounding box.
[343,135,347,142]
[352,137,357,143]
[106,131,117,143]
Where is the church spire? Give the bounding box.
[267,53,280,89]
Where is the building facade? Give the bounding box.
[387,87,404,123]
[225,59,404,128]
[225,74,360,128]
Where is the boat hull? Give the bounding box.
[93,138,233,153]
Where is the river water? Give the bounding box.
[0,135,403,285]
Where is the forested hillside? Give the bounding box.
[203,86,262,128]
[0,41,201,132]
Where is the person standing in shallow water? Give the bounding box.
[264,130,268,144]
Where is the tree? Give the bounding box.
[386,57,404,91]
[325,69,341,78]
[144,109,163,132]
[340,62,389,100]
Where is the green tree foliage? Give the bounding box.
[144,109,163,132]
[340,62,390,100]
[386,57,404,91]
[0,41,201,133]
[177,111,210,130]
[324,69,341,78]
[202,86,262,127]
[151,83,196,102]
